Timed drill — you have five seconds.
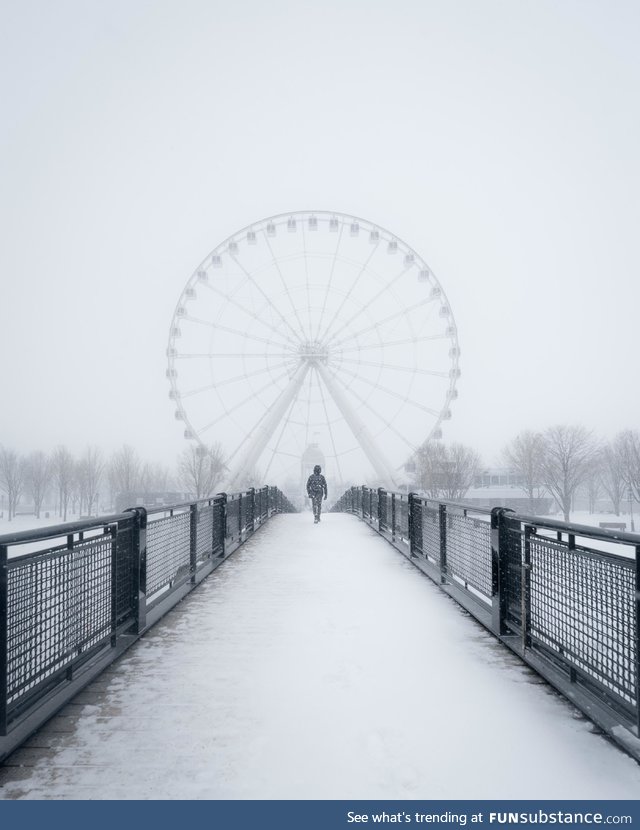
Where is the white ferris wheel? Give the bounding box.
[167,211,460,489]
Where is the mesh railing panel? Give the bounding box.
[529,536,636,707]
[226,497,240,538]
[379,493,389,530]
[419,502,440,562]
[195,504,214,562]
[445,512,492,598]
[7,535,112,709]
[396,497,409,539]
[146,512,190,595]
[212,500,225,555]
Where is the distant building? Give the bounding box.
[465,467,552,513]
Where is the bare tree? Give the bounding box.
[582,455,603,514]
[178,444,225,498]
[600,436,626,516]
[77,446,104,516]
[412,441,447,498]
[24,450,51,518]
[51,445,75,521]
[618,429,640,504]
[413,441,480,500]
[140,462,171,494]
[539,425,599,522]
[439,443,481,500]
[109,445,142,500]
[0,446,26,520]
[503,430,544,512]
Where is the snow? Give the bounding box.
[1,512,639,800]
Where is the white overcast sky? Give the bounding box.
[0,0,638,475]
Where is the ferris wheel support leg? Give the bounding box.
[315,362,398,488]
[225,362,310,490]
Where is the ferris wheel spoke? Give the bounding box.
[264,398,296,481]
[337,357,449,379]
[262,232,310,342]
[228,251,306,345]
[331,363,442,417]
[316,242,380,345]
[337,333,448,354]
[201,283,300,348]
[176,352,296,359]
[313,224,344,342]
[197,368,292,435]
[225,361,311,488]
[322,264,410,346]
[302,364,314,454]
[181,361,295,398]
[315,361,398,485]
[326,369,418,454]
[328,295,438,351]
[301,222,313,340]
[313,366,345,486]
[183,314,295,351]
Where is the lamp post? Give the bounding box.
[628,488,635,533]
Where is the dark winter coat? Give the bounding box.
[306,473,327,500]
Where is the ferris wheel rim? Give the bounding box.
[166,210,461,482]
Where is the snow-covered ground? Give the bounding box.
[1,512,639,800]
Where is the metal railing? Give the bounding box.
[0,486,295,762]
[332,485,640,761]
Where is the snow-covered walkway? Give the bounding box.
[1,512,640,800]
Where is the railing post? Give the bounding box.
[190,502,198,583]
[378,488,384,530]
[249,487,256,532]
[439,503,447,582]
[491,507,510,637]
[125,507,147,635]
[238,493,243,541]
[361,486,366,519]
[0,543,7,735]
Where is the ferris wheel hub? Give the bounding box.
[297,340,330,364]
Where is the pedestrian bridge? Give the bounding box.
[1,490,640,799]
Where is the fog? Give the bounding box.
[1,0,638,486]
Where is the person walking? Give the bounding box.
[306,464,328,524]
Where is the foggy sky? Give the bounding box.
[1,0,639,477]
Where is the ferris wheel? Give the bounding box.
[167,211,460,489]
